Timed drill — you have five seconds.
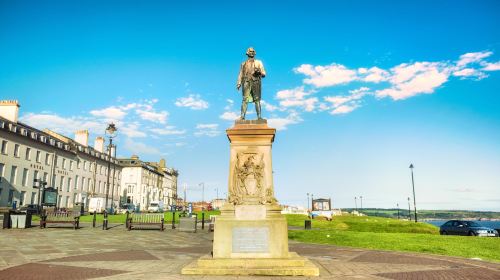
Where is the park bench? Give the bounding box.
[40,210,80,230]
[127,213,164,231]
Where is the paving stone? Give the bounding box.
[0,263,126,280]
[377,267,500,280]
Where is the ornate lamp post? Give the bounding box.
[199,182,205,211]
[409,164,417,223]
[104,123,117,212]
[33,178,47,214]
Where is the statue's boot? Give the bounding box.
[256,101,262,119]
[240,102,247,120]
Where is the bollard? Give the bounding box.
[305,220,312,230]
[172,210,176,229]
[202,212,205,230]
[102,210,108,230]
[125,211,130,229]
[92,211,97,228]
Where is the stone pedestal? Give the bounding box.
[181,120,319,276]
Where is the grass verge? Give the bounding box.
[286,214,500,262]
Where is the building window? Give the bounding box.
[62,158,66,170]
[8,189,14,205]
[20,191,26,205]
[45,154,51,165]
[73,193,77,206]
[83,161,87,171]
[52,175,57,188]
[77,160,81,169]
[10,166,18,185]
[31,192,37,204]
[65,196,69,208]
[25,147,31,160]
[22,168,29,186]
[87,178,91,192]
[43,172,48,183]
[75,176,79,190]
[67,178,72,192]
[69,161,73,171]
[1,140,7,154]
[0,163,4,179]
[33,170,39,183]
[14,144,20,157]
[59,176,64,191]
[55,156,59,167]
[36,150,41,163]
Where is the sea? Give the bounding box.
[425,220,500,229]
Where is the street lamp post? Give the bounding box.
[408,197,412,221]
[306,193,310,211]
[409,164,417,223]
[360,196,363,212]
[33,178,47,214]
[199,182,205,211]
[110,147,116,214]
[354,196,358,211]
[104,123,117,212]
[397,203,400,219]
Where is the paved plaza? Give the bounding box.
[0,223,499,280]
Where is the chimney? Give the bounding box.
[0,100,20,123]
[74,130,89,146]
[94,137,105,153]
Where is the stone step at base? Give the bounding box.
[197,252,306,268]
[181,253,320,276]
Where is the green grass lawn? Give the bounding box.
[286,214,500,262]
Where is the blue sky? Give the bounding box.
[1,0,500,210]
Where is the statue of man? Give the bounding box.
[237,47,266,120]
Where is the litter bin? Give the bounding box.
[2,212,11,229]
[305,220,312,230]
[9,211,29,229]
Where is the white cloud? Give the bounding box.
[120,123,147,138]
[260,100,280,112]
[219,111,240,121]
[276,86,318,112]
[456,51,492,67]
[452,68,487,80]
[175,94,209,110]
[482,61,500,71]
[20,113,104,136]
[135,109,168,124]
[123,138,160,155]
[323,87,369,115]
[268,111,303,130]
[295,63,357,87]
[194,123,220,137]
[376,62,449,100]
[358,67,389,83]
[90,106,127,120]
[150,127,186,135]
[330,104,359,115]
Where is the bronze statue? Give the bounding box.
[237,47,266,120]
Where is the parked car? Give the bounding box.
[118,203,135,214]
[19,204,41,215]
[440,220,498,237]
[147,201,164,213]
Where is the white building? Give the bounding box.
[0,100,122,210]
[119,156,178,211]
